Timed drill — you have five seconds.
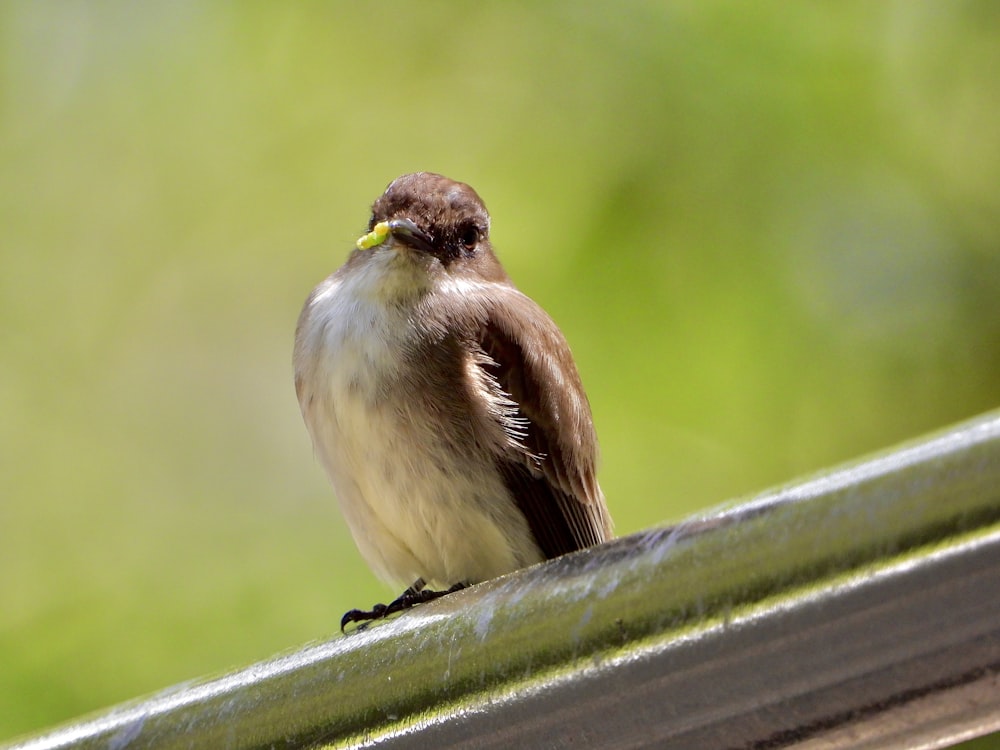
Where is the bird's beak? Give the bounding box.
[387,218,435,255]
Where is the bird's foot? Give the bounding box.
[341,580,467,632]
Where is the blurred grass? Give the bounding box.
[1,1,998,743]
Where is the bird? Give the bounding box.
[293,172,612,630]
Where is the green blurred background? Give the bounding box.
[2,2,999,744]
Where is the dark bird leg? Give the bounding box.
[341,579,468,632]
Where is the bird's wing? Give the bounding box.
[477,290,613,559]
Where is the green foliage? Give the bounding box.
[1,2,998,742]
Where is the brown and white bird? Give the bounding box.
[293,172,612,629]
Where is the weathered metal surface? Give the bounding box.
[6,411,1000,750]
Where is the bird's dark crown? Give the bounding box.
[369,172,492,264]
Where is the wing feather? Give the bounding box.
[478,292,612,559]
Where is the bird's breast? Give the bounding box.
[295,276,541,587]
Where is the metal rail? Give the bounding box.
[6,411,1000,750]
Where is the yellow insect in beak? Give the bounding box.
[356,221,390,250]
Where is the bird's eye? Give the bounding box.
[460,225,480,250]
